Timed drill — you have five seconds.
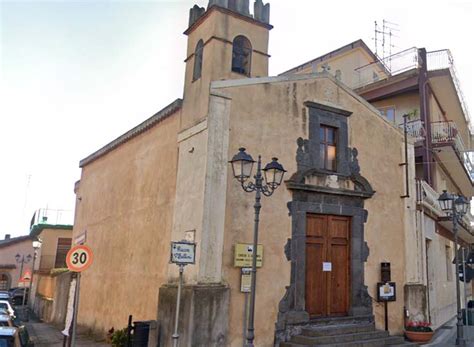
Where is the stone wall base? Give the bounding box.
[157,283,229,347]
[404,284,428,322]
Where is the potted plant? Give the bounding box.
[405,320,434,343]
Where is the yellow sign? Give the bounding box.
[234,243,263,268]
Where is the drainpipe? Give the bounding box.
[418,48,433,186]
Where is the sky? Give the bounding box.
[0,0,473,237]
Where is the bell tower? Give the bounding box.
[181,0,272,131]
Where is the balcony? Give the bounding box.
[400,119,426,142]
[416,179,474,242]
[403,120,474,194]
[427,50,471,130]
[353,47,419,89]
[431,121,474,194]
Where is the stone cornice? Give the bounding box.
[79,99,182,168]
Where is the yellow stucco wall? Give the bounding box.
[181,8,270,131]
[215,75,409,346]
[371,91,420,126]
[36,274,56,299]
[73,111,180,335]
[288,48,387,89]
[37,228,72,270]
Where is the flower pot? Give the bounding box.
[405,330,434,343]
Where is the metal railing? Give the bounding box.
[427,49,471,132]
[30,208,74,228]
[431,121,474,182]
[353,47,420,89]
[416,179,474,231]
[400,119,426,142]
[416,179,443,217]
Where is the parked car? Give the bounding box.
[0,326,21,347]
[0,294,10,302]
[7,289,28,307]
[9,288,29,306]
[0,303,14,319]
[0,315,13,328]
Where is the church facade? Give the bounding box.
[73,1,473,346]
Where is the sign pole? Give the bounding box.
[71,273,81,347]
[172,264,184,347]
[384,301,388,331]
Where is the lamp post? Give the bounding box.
[438,190,470,347]
[229,148,286,347]
[26,239,42,321]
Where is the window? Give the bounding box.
[446,245,453,281]
[379,107,396,123]
[320,125,337,171]
[193,40,204,81]
[0,273,9,290]
[54,238,72,268]
[232,35,252,76]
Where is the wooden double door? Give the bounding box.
[305,214,351,317]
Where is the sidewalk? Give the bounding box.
[425,318,474,347]
[26,320,109,347]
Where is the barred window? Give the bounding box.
[54,238,72,268]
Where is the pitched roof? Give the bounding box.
[79,98,183,168]
[280,39,379,76]
[0,235,32,249]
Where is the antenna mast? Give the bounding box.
[373,19,400,70]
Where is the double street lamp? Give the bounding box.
[229,148,286,347]
[27,239,42,320]
[438,190,470,347]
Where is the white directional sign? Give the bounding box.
[170,241,196,265]
[66,245,94,272]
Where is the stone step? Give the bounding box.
[281,335,409,347]
[292,330,389,345]
[307,314,374,327]
[301,322,376,337]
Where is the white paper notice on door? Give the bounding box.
[322,262,332,272]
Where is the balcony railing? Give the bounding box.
[416,179,442,217]
[30,208,74,228]
[416,179,474,232]
[353,47,420,89]
[427,49,471,130]
[431,121,474,182]
[400,119,426,142]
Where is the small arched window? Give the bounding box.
[232,35,252,76]
[193,39,204,81]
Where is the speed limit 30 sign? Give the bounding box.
[66,245,94,272]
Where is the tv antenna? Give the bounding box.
[373,19,400,71]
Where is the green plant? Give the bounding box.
[111,328,129,347]
[406,321,433,332]
[50,268,69,277]
[407,109,419,120]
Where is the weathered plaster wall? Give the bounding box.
[0,239,34,289]
[37,228,72,270]
[73,111,180,335]
[214,74,410,346]
[287,48,387,89]
[182,8,270,131]
[371,91,420,125]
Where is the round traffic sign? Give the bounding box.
[66,245,94,272]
